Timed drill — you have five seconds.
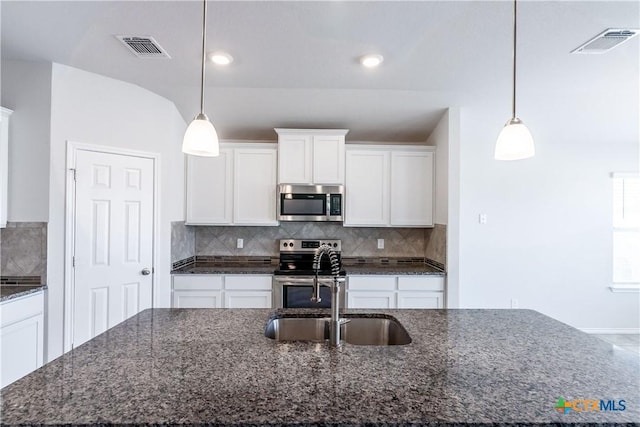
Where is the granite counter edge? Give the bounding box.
[0,285,47,303]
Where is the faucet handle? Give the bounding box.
[311,276,322,303]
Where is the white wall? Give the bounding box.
[456,88,639,330]
[47,63,186,360]
[0,60,51,221]
[427,110,449,226]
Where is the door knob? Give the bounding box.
[141,268,151,276]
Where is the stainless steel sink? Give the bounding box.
[341,317,412,346]
[264,315,411,346]
[264,317,328,342]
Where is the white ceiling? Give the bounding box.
[1,0,639,141]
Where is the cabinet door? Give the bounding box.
[347,291,396,309]
[1,292,44,388]
[278,135,312,184]
[344,149,389,226]
[0,314,44,387]
[234,147,278,225]
[390,150,434,227]
[397,292,443,309]
[173,291,223,308]
[312,135,345,184]
[186,149,233,225]
[224,291,272,308]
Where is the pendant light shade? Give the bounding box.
[495,118,535,160]
[182,113,219,157]
[182,0,219,157]
[495,0,535,161]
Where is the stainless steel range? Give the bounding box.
[272,239,346,308]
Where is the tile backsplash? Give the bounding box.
[0,222,48,283]
[172,221,447,270]
[425,224,446,267]
[171,221,195,263]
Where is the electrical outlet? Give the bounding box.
[237,238,244,249]
[377,239,384,249]
[479,213,487,224]
[511,298,519,309]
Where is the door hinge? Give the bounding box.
[69,168,77,181]
[72,256,75,267]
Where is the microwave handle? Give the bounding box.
[326,193,331,217]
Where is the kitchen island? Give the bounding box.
[1,308,638,426]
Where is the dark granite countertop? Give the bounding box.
[1,308,638,426]
[0,284,47,302]
[345,263,445,276]
[172,264,277,275]
[172,262,445,276]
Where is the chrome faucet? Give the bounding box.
[312,244,345,347]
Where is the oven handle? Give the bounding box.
[273,277,346,285]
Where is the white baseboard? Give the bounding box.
[580,328,640,335]
[609,284,640,292]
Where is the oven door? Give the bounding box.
[272,276,346,309]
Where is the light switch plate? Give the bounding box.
[377,239,384,249]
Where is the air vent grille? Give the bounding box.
[116,36,171,58]
[571,29,639,54]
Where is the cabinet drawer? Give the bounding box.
[347,291,396,309]
[173,275,223,291]
[224,275,272,291]
[172,291,222,308]
[348,276,396,291]
[1,291,44,326]
[224,291,272,308]
[397,292,443,309]
[397,276,444,292]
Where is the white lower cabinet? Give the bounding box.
[347,275,445,309]
[1,291,45,388]
[172,275,272,308]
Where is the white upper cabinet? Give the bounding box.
[233,147,278,225]
[186,148,233,224]
[277,134,312,184]
[186,143,278,226]
[390,150,434,226]
[275,129,348,185]
[1,107,13,228]
[345,145,435,227]
[345,149,390,226]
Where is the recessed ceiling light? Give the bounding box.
[210,51,233,65]
[360,54,383,68]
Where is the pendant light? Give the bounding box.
[495,0,535,161]
[182,0,219,157]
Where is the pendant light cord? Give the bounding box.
[199,0,208,115]
[512,0,517,119]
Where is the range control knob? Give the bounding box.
[333,243,338,248]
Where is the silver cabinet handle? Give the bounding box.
[141,268,151,276]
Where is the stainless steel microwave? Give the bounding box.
[277,184,344,222]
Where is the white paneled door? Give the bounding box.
[72,149,154,347]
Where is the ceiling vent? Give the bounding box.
[571,29,639,54]
[115,36,171,58]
